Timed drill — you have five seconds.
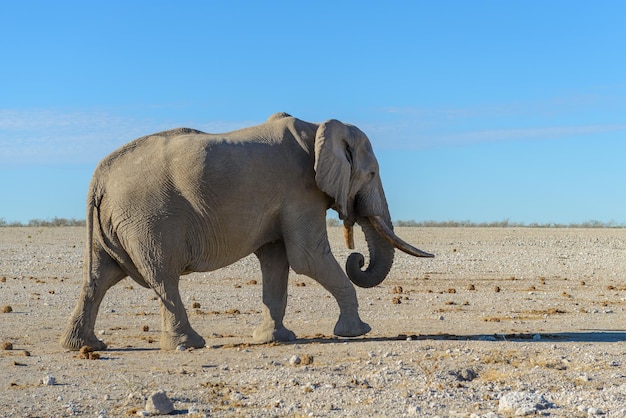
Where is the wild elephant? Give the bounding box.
[60,112,433,351]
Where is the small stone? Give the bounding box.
[407,405,422,415]
[230,391,244,401]
[533,334,541,340]
[289,355,301,365]
[176,345,186,352]
[145,390,175,415]
[498,392,550,414]
[1,341,13,350]
[42,375,56,385]
[450,368,478,382]
[1,305,12,313]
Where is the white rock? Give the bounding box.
[498,392,550,415]
[407,405,421,415]
[145,390,175,415]
[289,355,301,365]
[230,391,244,401]
[587,407,603,415]
[42,375,56,385]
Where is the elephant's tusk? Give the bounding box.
[343,223,355,249]
[369,215,434,258]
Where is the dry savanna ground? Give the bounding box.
[1,226,626,417]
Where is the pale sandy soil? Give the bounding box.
[1,226,626,417]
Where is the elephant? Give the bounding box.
[60,112,433,351]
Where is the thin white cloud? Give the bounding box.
[363,121,626,150]
[0,109,255,164]
[382,87,626,123]
[431,124,626,146]
[365,89,626,149]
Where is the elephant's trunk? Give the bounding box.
[346,216,395,289]
[346,216,434,289]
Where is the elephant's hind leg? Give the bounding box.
[253,241,296,343]
[147,273,206,350]
[60,245,125,350]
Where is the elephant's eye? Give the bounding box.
[369,171,376,179]
[345,146,354,165]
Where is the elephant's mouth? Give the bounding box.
[343,216,434,258]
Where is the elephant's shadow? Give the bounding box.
[97,330,626,354]
[210,330,626,348]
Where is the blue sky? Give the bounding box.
[1,1,625,224]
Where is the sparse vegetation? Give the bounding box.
[326,218,625,228]
[0,217,85,227]
[1,217,622,228]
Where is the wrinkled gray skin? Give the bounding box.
[60,112,433,351]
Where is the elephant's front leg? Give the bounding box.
[309,258,372,338]
[287,236,371,338]
[253,241,296,343]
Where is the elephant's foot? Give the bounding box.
[253,323,296,343]
[59,326,107,351]
[159,328,206,350]
[333,313,371,338]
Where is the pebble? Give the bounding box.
[41,375,56,385]
[145,390,175,415]
[498,392,551,415]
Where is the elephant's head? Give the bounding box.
[314,119,434,289]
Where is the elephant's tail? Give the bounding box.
[85,191,96,285]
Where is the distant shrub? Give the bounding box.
[0,217,86,227]
[326,218,342,227]
[392,219,625,228]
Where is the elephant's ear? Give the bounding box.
[314,119,352,219]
